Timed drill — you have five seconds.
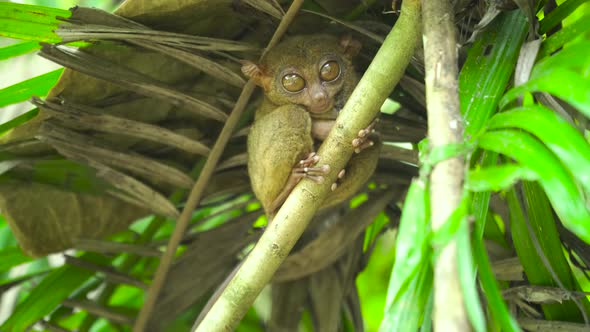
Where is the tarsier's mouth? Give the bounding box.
[309,100,334,114]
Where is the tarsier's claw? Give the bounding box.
[338,169,346,179]
[331,183,338,191]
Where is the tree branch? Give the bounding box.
[194,0,421,330]
[422,0,470,331]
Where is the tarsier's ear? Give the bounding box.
[339,34,362,59]
[241,60,272,92]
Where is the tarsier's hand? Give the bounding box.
[293,152,330,183]
[268,152,330,215]
[352,118,379,154]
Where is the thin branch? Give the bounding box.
[422,0,470,331]
[132,1,306,330]
[194,0,421,330]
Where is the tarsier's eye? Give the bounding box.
[319,60,340,82]
[282,73,306,92]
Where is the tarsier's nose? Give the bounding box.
[309,89,330,113]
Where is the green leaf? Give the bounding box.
[0,41,41,60]
[534,38,590,74]
[0,108,39,136]
[467,165,539,192]
[0,2,70,42]
[488,105,590,193]
[363,212,389,250]
[1,253,108,331]
[539,0,590,35]
[500,68,590,117]
[478,129,590,243]
[383,179,430,310]
[451,193,486,332]
[539,14,590,57]
[459,10,528,137]
[506,186,587,320]
[473,217,521,332]
[380,263,433,331]
[0,69,63,108]
[430,194,468,248]
[0,246,32,272]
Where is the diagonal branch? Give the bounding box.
[132,1,307,330]
[194,0,422,330]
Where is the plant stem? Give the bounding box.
[422,0,470,330]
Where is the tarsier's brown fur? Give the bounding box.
[243,34,381,218]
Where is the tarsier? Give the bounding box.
[243,34,381,219]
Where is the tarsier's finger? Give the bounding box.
[299,152,320,167]
[294,164,330,176]
[305,165,331,176]
[358,118,379,138]
[331,183,338,191]
[307,175,325,183]
[354,140,374,154]
[338,169,346,179]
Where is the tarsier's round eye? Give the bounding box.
[320,60,341,82]
[282,73,306,92]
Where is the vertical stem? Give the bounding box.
[422,0,470,331]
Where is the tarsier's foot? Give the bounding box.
[352,118,379,153]
[331,169,347,191]
[293,152,330,183]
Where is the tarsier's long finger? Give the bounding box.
[354,140,374,154]
[358,118,379,138]
[307,175,325,183]
[293,164,330,176]
[299,152,320,167]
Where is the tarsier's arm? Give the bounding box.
[247,104,328,217]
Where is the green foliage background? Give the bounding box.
[0,0,589,331]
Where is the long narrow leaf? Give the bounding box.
[0,108,39,136]
[478,130,590,243]
[539,0,590,34]
[455,194,486,332]
[488,105,590,193]
[0,246,32,272]
[473,219,521,331]
[538,15,590,57]
[1,253,108,331]
[0,69,63,108]
[383,179,430,310]
[500,68,590,119]
[459,10,528,137]
[506,187,586,321]
[0,41,41,60]
[0,3,70,25]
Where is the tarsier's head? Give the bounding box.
[242,34,361,114]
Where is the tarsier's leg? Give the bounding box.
[269,152,330,215]
[248,105,325,217]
